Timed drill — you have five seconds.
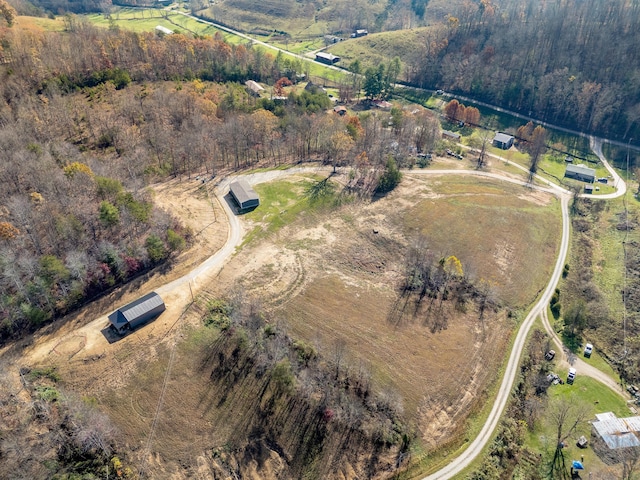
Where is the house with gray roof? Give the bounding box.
[592,412,640,452]
[315,52,341,65]
[565,163,596,183]
[492,132,514,150]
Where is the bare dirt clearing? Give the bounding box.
[13,176,228,381]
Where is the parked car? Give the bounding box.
[545,350,556,361]
[567,367,577,384]
[436,89,444,95]
[584,343,593,358]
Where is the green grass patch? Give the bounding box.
[241,175,341,246]
[525,376,630,458]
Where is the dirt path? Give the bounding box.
[8,158,627,479]
[540,309,626,397]
[21,177,234,365]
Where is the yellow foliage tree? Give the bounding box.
[444,255,464,277]
[63,162,94,179]
[30,192,44,204]
[0,221,20,239]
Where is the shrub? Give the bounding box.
[204,299,232,330]
[145,234,167,263]
[375,157,402,194]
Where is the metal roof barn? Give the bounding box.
[592,412,640,449]
[108,292,165,334]
[565,163,596,183]
[229,179,260,211]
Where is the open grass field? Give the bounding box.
[15,15,66,31]
[213,170,562,463]
[85,8,238,41]
[11,166,566,478]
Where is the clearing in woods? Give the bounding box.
[13,168,561,477]
[215,171,561,454]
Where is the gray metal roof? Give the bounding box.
[245,80,264,93]
[601,433,640,449]
[230,179,259,206]
[566,163,596,177]
[316,52,339,62]
[442,130,461,139]
[119,292,164,323]
[592,413,640,449]
[493,132,514,143]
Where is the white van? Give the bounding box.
[567,368,577,385]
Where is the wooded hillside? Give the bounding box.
[407,0,640,142]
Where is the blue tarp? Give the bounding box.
[572,460,584,470]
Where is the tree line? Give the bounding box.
[407,0,640,143]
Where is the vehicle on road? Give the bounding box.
[584,343,593,358]
[567,367,577,384]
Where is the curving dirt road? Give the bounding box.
[15,151,626,478]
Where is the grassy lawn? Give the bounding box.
[524,375,631,475]
[241,175,339,246]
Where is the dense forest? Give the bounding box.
[0,17,440,340]
[407,0,640,142]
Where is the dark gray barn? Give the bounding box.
[315,52,341,65]
[229,179,260,211]
[108,292,165,334]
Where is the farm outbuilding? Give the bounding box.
[442,130,461,141]
[565,163,596,183]
[229,179,260,211]
[155,25,174,36]
[591,412,640,451]
[315,52,341,65]
[492,132,514,149]
[108,292,165,334]
[245,80,264,97]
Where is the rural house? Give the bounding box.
[565,163,596,183]
[315,52,341,65]
[230,179,260,211]
[108,292,165,334]
[492,132,514,149]
[591,412,640,452]
[245,80,264,97]
[355,29,368,37]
